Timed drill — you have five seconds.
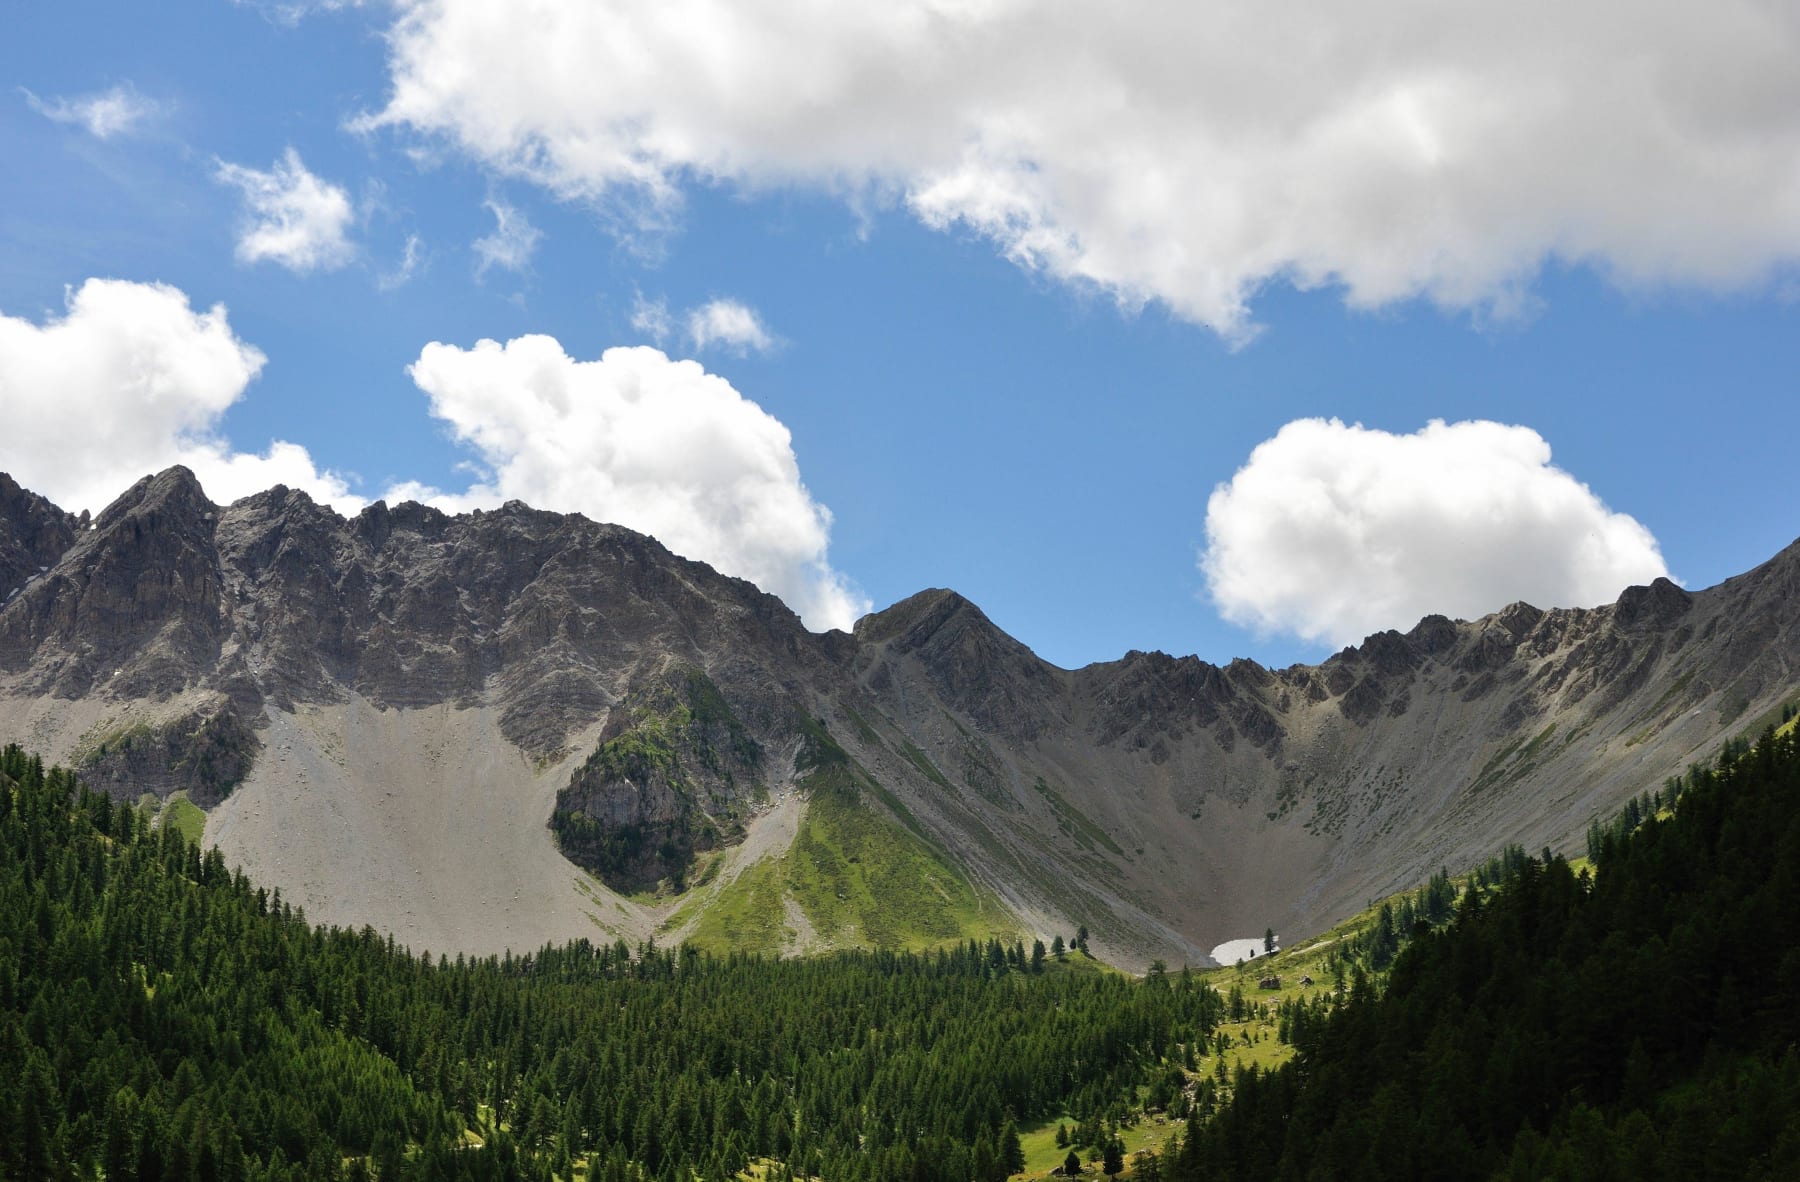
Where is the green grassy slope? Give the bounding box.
[684,729,1021,955]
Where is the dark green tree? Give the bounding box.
[1001,1121,1026,1176]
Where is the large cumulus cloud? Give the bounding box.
[361,0,1800,340]
[397,336,867,631]
[0,282,864,632]
[1201,419,1670,646]
[0,279,358,514]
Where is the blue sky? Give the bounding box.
[3,0,1797,670]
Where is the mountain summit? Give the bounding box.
[2,467,1795,967]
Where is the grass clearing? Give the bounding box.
[684,857,790,955]
[787,764,1015,950]
[151,792,207,846]
[682,758,1021,956]
[1016,1112,1184,1179]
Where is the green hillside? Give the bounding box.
[682,724,1018,955]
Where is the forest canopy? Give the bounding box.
[0,742,1218,1181]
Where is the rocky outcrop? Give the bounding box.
[550,666,768,892]
[74,696,259,807]
[855,589,1067,741]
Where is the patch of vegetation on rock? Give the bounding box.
[76,699,258,807]
[551,667,762,893]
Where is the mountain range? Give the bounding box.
[2,465,1794,968]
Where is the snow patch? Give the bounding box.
[1210,936,1278,966]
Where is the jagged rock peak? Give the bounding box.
[1406,613,1459,654]
[1226,655,1272,686]
[91,465,216,535]
[1351,629,1420,676]
[855,587,986,646]
[1613,576,1693,629]
[1495,601,1545,638]
[0,466,228,697]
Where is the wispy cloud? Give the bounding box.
[472,199,540,277]
[215,148,356,273]
[24,83,162,139]
[378,234,426,291]
[629,291,673,344]
[686,299,778,355]
[232,0,366,28]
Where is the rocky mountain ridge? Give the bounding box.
[1,465,1794,967]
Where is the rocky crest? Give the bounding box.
[3,465,1797,967]
[0,473,83,604]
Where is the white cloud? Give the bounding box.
[472,199,541,276]
[629,292,673,343]
[360,0,1800,340]
[24,84,162,139]
[400,335,867,630]
[215,148,356,273]
[233,0,366,27]
[1200,418,1670,647]
[379,233,426,290]
[0,279,359,515]
[0,282,858,631]
[687,299,776,354]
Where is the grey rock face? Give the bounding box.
[3,464,1797,964]
[550,666,767,892]
[0,468,227,699]
[0,472,82,606]
[75,697,259,807]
